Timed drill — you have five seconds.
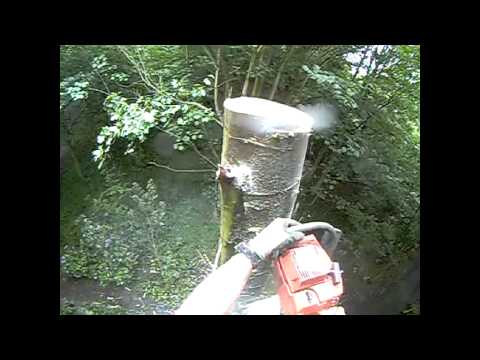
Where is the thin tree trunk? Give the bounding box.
[302,146,331,182]
[213,47,222,118]
[251,46,269,97]
[69,145,85,181]
[242,46,263,96]
[201,45,216,64]
[61,107,85,181]
[269,46,295,100]
[308,155,334,206]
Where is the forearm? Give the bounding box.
[175,254,253,315]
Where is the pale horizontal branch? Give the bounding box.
[146,161,215,173]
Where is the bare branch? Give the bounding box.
[216,78,239,89]
[89,87,110,96]
[200,122,220,162]
[119,46,223,129]
[190,141,218,168]
[118,46,161,94]
[146,161,215,173]
[93,69,110,93]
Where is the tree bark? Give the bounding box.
[217,97,312,312]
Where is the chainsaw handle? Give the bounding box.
[288,222,342,255]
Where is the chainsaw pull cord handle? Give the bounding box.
[287,222,342,255]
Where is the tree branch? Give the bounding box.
[119,46,223,129]
[200,122,220,162]
[353,47,369,80]
[355,90,402,132]
[289,46,335,104]
[214,47,222,118]
[216,78,239,89]
[89,87,110,96]
[94,69,110,93]
[146,161,215,173]
[302,146,331,180]
[169,98,223,127]
[190,141,218,168]
[118,46,161,94]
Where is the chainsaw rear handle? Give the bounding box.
[288,222,342,255]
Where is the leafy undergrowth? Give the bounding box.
[61,162,219,313]
[401,303,420,315]
[139,186,218,308]
[61,298,128,315]
[60,157,104,250]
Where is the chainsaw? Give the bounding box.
[274,222,344,315]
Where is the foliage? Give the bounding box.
[60,299,128,315]
[139,193,217,308]
[62,173,166,286]
[94,78,216,168]
[61,166,217,308]
[401,303,420,315]
[60,46,218,169]
[297,45,420,263]
[60,45,420,303]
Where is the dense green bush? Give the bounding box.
[62,174,166,286]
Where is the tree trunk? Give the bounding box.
[69,145,85,181]
[269,46,295,100]
[217,97,312,312]
[242,45,264,96]
[251,46,270,97]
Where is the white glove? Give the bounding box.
[246,218,305,260]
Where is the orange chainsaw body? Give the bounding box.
[274,234,343,315]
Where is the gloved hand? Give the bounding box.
[246,218,305,261]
